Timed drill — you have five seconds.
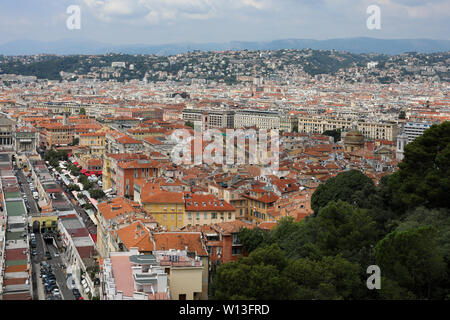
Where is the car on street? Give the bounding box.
[73,288,81,299]
[54,252,59,257]
[46,280,57,286]
[45,251,52,260]
[45,283,57,293]
[31,249,37,256]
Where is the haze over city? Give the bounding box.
[1,0,449,47]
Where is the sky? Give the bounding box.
[0,0,449,45]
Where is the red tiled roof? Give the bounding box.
[153,232,208,256]
[185,193,235,211]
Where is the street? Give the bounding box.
[16,167,39,215]
[14,160,76,300]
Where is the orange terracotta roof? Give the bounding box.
[185,193,235,211]
[153,232,208,256]
[141,191,185,204]
[115,221,154,252]
[98,197,143,221]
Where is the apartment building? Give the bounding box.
[152,232,209,300]
[40,123,74,148]
[79,132,106,156]
[403,122,432,142]
[184,193,236,227]
[102,153,150,193]
[96,197,150,258]
[182,109,234,129]
[0,154,32,300]
[140,190,185,231]
[116,159,161,198]
[100,249,170,300]
[240,187,279,223]
[234,110,280,130]
[297,116,398,141]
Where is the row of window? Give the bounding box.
[187,212,232,220]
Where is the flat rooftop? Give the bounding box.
[5,201,27,216]
[61,217,84,230]
[110,255,134,297]
[6,231,26,241]
[4,191,21,200]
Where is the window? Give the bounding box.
[228,213,232,219]
[212,212,217,219]
[171,214,175,221]
[188,213,192,220]
[204,213,207,220]
[196,213,200,220]
[163,214,167,221]
[217,246,222,256]
[232,234,240,245]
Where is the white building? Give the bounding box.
[100,248,170,300]
[403,122,432,142]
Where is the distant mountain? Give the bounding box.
[1,37,449,56]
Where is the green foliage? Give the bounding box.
[313,201,379,262]
[238,227,271,253]
[322,128,341,143]
[185,121,194,129]
[70,137,80,146]
[68,184,80,192]
[375,226,447,299]
[283,255,364,299]
[79,108,86,115]
[387,121,450,211]
[213,245,296,300]
[44,149,68,167]
[89,189,105,200]
[214,122,450,300]
[311,170,377,214]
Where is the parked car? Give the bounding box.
[45,252,52,260]
[45,284,57,293]
[54,252,59,257]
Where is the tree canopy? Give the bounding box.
[387,121,450,211]
[213,122,450,300]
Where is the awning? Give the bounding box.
[80,169,87,173]
[73,162,79,165]
[84,172,91,176]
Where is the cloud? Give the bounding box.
[81,0,272,25]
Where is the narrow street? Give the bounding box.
[16,167,39,215]
[15,161,76,300]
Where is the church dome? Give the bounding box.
[344,130,364,145]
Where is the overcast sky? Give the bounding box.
[1,0,449,45]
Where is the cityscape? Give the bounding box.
[0,0,449,306]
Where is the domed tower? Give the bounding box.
[344,121,364,152]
